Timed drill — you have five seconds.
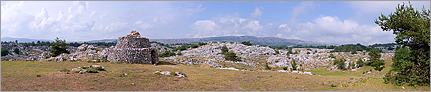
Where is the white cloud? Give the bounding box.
[194,20,217,31]
[282,16,395,45]
[349,1,429,14]
[192,15,264,38]
[243,20,262,31]
[1,1,205,41]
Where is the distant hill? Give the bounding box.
[1,37,51,43]
[88,36,331,46]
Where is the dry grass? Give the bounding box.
[1,60,429,91]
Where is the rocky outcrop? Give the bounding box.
[45,44,108,62]
[107,31,158,64]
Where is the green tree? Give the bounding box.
[223,51,240,61]
[13,48,20,55]
[333,58,347,70]
[356,59,365,68]
[221,45,229,54]
[291,59,297,70]
[1,49,9,56]
[368,48,385,71]
[241,41,252,46]
[159,50,176,57]
[50,37,70,57]
[376,2,430,86]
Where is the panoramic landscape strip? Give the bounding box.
[1,1,430,91]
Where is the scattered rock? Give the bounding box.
[69,65,106,74]
[277,70,289,73]
[218,67,240,71]
[154,71,187,78]
[303,72,313,75]
[120,73,128,77]
[174,72,187,78]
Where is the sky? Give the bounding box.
[1,1,430,45]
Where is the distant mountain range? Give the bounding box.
[88,36,331,46]
[2,36,332,46]
[1,37,51,43]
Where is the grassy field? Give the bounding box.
[1,60,429,91]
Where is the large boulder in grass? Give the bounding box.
[70,65,106,74]
[154,71,187,78]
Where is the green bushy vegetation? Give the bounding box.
[291,59,298,70]
[220,45,240,61]
[1,49,9,56]
[356,59,365,68]
[331,43,368,52]
[159,50,176,57]
[174,42,207,51]
[50,37,70,57]
[333,57,347,70]
[13,48,20,55]
[376,2,430,86]
[241,41,253,46]
[367,48,384,71]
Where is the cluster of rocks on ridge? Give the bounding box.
[160,42,384,71]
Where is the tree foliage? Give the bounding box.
[376,2,430,86]
[50,37,70,57]
[291,59,298,70]
[368,48,385,71]
[1,49,9,56]
[332,43,368,52]
[13,48,20,55]
[220,45,240,61]
[159,50,176,57]
[333,57,347,70]
[356,59,365,68]
[241,41,253,46]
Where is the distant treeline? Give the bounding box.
[1,41,116,48]
[267,43,396,53]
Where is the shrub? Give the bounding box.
[368,48,384,71]
[159,50,176,57]
[333,58,347,70]
[356,59,365,68]
[282,67,288,70]
[291,59,298,70]
[50,37,69,57]
[241,41,252,46]
[13,48,20,55]
[221,45,229,54]
[1,49,9,56]
[223,51,240,61]
[175,45,189,51]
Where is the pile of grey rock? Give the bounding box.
[45,44,109,62]
[70,65,106,74]
[1,43,51,61]
[153,71,187,78]
[162,42,276,69]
